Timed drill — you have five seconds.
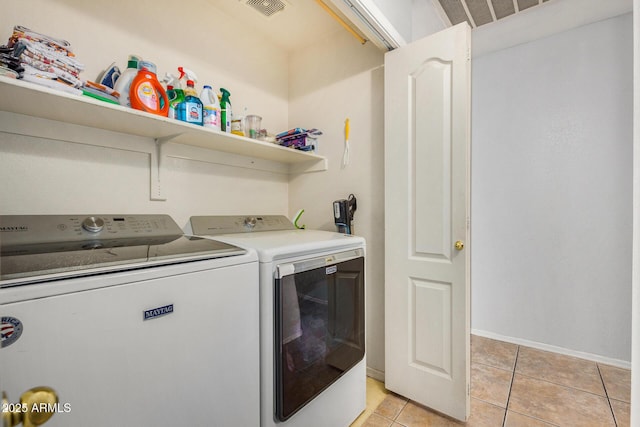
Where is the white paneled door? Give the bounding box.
[384,23,471,421]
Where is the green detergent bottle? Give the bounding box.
[220,88,232,133]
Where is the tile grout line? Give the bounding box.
[372,395,409,425]
[511,371,610,399]
[501,344,520,427]
[473,360,516,373]
[502,348,565,427]
[394,398,408,422]
[514,345,611,397]
[596,363,618,427]
[507,408,563,427]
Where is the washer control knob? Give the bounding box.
[82,216,105,233]
[244,217,257,230]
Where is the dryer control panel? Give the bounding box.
[190,215,296,235]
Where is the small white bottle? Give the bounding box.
[200,85,221,130]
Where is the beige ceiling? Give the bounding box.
[204,0,346,52]
[436,0,552,28]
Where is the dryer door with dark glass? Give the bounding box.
[274,249,365,421]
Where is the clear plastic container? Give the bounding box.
[245,115,262,139]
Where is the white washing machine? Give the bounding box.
[189,215,366,427]
[0,214,260,427]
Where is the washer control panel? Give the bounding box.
[0,215,182,246]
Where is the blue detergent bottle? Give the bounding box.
[176,70,203,126]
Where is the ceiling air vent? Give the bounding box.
[246,0,287,18]
[436,0,551,29]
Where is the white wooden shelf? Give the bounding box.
[0,77,327,171]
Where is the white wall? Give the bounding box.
[370,0,413,43]
[0,123,289,227]
[631,0,639,423]
[0,0,292,225]
[472,0,632,57]
[471,13,633,362]
[411,0,447,41]
[286,30,386,376]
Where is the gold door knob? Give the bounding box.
[454,241,464,251]
[2,387,58,427]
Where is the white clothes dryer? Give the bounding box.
[190,215,366,427]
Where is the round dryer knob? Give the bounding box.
[82,216,105,233]
[244,217,257,229]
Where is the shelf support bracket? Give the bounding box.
[151,134,182,201]
[288,157,329,174]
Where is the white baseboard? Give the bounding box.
[366,366,385,382]
[472,329,631,370]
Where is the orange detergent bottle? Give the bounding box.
[129,61,169,116]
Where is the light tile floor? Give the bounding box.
[358,335,631,427]
[351,377,391,427]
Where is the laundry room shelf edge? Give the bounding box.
[0,78,328,172]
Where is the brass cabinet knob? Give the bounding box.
[454,241,465,251]
[2,387,58,427]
